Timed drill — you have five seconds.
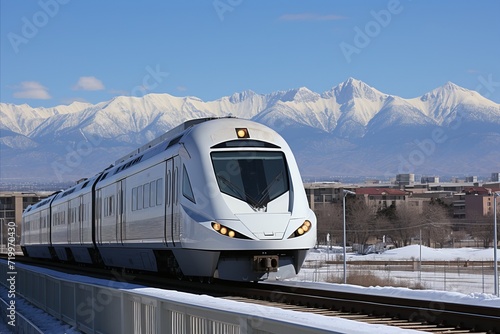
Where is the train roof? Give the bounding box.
[114,117,220,165]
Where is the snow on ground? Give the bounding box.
[295,245,500,295]
[307,244,495,262]
[1,246,499,333]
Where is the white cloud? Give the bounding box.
[13,81,51,99]
[73,76,105,91]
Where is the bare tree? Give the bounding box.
[314,202,343,246]
[388,204,421,247]
[466,212,494,248]
[419,200,452,248]
[346,198,377,245]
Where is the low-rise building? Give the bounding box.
[355,187,408,210]
[464,187,500,218]
[0,191,51,245]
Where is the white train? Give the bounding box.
[22,117,316,281]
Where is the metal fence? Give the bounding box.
[0,260,342,334]
[299,259,497,295]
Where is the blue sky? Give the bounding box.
[1,0,499,107]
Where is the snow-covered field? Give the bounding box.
[1,246,499,334]
[295,245,499,295]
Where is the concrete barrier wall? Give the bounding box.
[0,261,336,334]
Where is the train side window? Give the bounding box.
[182,165,195,203]
[173,168,177,205]
[144,183,150,208]
[104,196,114,217]
[156,178,163,206]
[103,198,108,217]
[166,172,171,206]
[138,186,143,210]
[132,187,138,211]
[109,196,114,216]
[150,181,156,207]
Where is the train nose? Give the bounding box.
[235,213,291,240]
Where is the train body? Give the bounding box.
[22,117,316,281]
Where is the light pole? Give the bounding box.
[493,191,499,297]
[342,189,356,284]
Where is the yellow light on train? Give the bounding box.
[236,128,249,138]
[302,220,311,232]
[212,222,239,238]
[288,219,313,239]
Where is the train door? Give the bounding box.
[172,156,181,245]
[36,212,42,245]
[116,180,125,245]
[96,189,102,244]
[68,197,80,245]
[66,201,71,244]
[165,159,172,246]
[78,195,83,244]
[41,209,49,245]
[165,156,181,246]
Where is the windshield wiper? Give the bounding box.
[255,171,284,208]
[216,174,261,208]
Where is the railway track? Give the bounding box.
[5,255,499,333]
[229,282,499,333]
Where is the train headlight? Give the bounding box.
[288,220,312,238]
[211,221,241,239]
[303,220,311,232]
[236,128,250,138]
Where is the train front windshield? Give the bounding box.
[211,151,289,208]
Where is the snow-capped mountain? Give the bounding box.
[1,78,499,182]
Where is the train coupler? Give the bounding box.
[253,255,279,272]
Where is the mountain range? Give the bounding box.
[1,78,499,183]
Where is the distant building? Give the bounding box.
[421,176,439,184]
[465,176,478,183]
[355,187,408,210]
[303,183,345,209]
[492,172,500,182]
[364,179,382,185]
[464,187,500,218]
[452,193,466,219]
[0,191,51,244]
[396,174,414,187]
